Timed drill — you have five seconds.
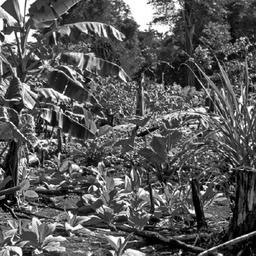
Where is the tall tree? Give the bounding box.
[227,0,256,42]
[62,0,130,24]
[148,0,231,87]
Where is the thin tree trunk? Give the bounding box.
[229,169,256,239]
[191,178,207,230]
[0,41,2,84]
[57,128,63,153]
[3,141,19,203]
[184,0,195,87]
[2,77,23,202]
[136,74,145,116]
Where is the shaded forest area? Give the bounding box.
[0,0,256,255]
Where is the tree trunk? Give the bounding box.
[184,0,195,87]
[229,169,256,239]
[57,128,63,153]
[136,74,145,116]
[191,178,207,230]
[2,76,23,202]
[3,141,19,202]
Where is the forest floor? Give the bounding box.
[0,134,235,256]
[0,178,231,256]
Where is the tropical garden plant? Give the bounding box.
[192,58,256,238]
[1,0,256,255]
[0,0,131,201]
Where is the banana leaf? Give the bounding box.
[28,0,81,23]
[47,69,90,103]
[40,107,95,140]
[2,0,22,23]
[37,88,71,104]
[5,77,37,111]
[59,52,130,83]
[0,106,28,142]
[57,21,125,41]
[0,6,17,26]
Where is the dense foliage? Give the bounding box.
[0,0,256,255]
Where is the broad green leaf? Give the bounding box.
[38,88,71,105]
[59,52,130,83]
[31,217,41,241]
[104,235,125,251]
[0,228,4,245]
[128,211,149,230]
[81,194,98,204]
[43,245,66,253]
[0,6,16,26]
[42,235,66,247]
[20,231,38,245]
[23,190,39,199]
[0,175,11,190]
[4,77,37,111]
[75,216,94,226]
[137,188,150,201]
[130,168,141,189]
[83,109,98,135]
[114,137,135,153]
[57,21,125,41]
[138,147,163,164]
[0,120,28,142]
[124,175,132,192]
[117,233,134,256]
[22,83,37,110]
[7,219,18,230]
[105,177,116,192]
[98,125,113,136]
[29,0,81,23]
[40,108,96,140]
[0,246,22,256]
[2,0,22,23]
[113,124,136,133]
[0,52,15,75]
[10,246,23,256]
[91,199,104,211]
[96,206,114,224]
[201,182,216,204]
[0,32,4,42]
[166,130,182,149]
[59,159,72,173]
[19,179,30,191]
[64,222,83,232]
[78,215,103,226]
[47,68,90,103]
[123,249,146,256]
[38,222,57,244]
[151,135,167,159]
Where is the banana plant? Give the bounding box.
[0,0,130,199]
[0,0,129,81]
[0,0,130,138]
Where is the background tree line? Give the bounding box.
[64,0,256,89]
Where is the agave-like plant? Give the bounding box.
[194,59,256,238]
[196,62,256,168]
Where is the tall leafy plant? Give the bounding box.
[194,59,256,239]
[0,0,130,201]
[0,0,130,132]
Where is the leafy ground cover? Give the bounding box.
[0,79,235,256]
[1,1,256,255]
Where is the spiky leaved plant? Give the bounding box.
[195,59,256,239]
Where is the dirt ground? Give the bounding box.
[0,192,231,256]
